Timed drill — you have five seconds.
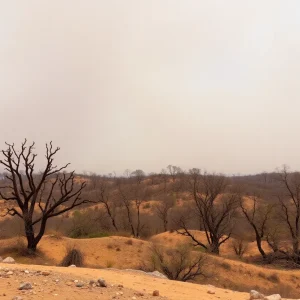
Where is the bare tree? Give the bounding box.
[154,195,175,232]
[117,170,152,237]
[96,179,119,232]
[276,166,300,261]
[167,165,182,182]
[176,169,239,254]
[240,194,274,260]
[0,140,89,252]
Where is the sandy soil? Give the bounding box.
[0,262,250,300]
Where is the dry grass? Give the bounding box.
[60,245,84,267]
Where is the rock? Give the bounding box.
[149,271,168,279]
[89,280,96,286]
[250,290,265,300]
[19,282,33,290]
[7,271,13,275]
[135,292,144,296]
[264,295,281,300]
[97,278,107,287]
[68,265,76,268]
[76,282,84,288]
[153,290,160,296]
[24,270,29,274]
[12,297,23,300]
[207,285,216,295]
[41,271,50,276]
[3,257,15,264]
[132,298,137,300]
[118,284,124,288]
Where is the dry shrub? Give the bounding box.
[151,243,208,282]
[231,238,249,258]
[125,239,133,245]
[219,261,231,270]
[61,245,84,267]
[267,272,280,283]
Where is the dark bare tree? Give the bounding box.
[167,165,182,182]
[176,169,239,254]
[96,179,119,232]
[239,193,274,260]
[0,140,89,252]
[117,170,151,237]
[276,166,300,261]
[154,195,175,232]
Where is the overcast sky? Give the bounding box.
[0,1,300,175]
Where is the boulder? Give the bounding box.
[250,290,265,300]
[264,295,281,300]
[3,257,15,264]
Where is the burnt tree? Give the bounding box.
[0,140,89,252]
[176,169,239,254]
[240,193,274,260]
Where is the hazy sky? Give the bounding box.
[1,1,300,175]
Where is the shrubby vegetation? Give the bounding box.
[1,141,300,269]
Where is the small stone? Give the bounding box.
[118,284,124,288]
[68,265,76,268]
[97,278,107,287]
[250,290,265,300]
[19,283,33,290]
[74,280,79,283]
[7,271,13,275]
[264,295,281,300]
[3,257,15,264]
[132,298,137,300]
[41,271,50,276]
[12,297,23,300]
[76,282,84,288]
[153,290,160,297]
[24,270,29,274]
[89,280,96,285]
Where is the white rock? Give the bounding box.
[207,285,216,294]
[3,257,15,264]
[24,270,29,274]
[250,290,265,300]
[264,295,281,300]
[7,271,13,275]
[68,264,76,268]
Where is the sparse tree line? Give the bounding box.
[0,141,300,268]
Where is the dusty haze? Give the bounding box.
[0,1,299,175]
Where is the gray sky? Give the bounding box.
[1,1,300,175]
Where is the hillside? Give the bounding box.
[1,233,300,298]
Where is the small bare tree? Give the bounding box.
[0,140,89,252]
[154,195,175,232]
[231,238,249,258]
[95,179,119,232]
[240,194,274,260]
